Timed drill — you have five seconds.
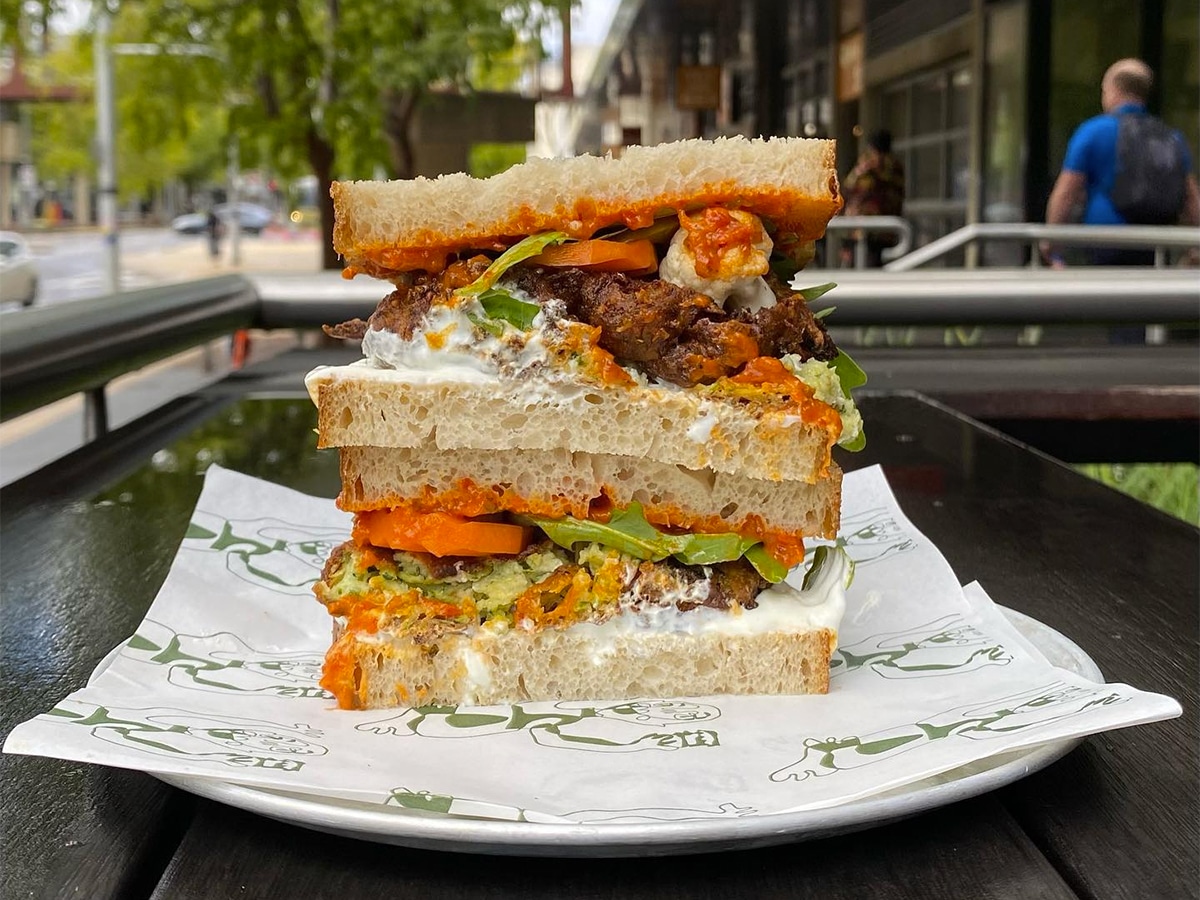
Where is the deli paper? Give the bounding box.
[4,465,1181,822]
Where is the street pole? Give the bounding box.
[227,134,241,266]
[94,6,120,295]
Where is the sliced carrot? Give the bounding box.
[529,239,658,275]
[354,509,530,557]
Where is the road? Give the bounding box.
[2,228,193,310]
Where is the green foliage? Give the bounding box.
[469,142,527,178]
[1075,463,1200,526]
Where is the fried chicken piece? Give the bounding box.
[513,268,759,385]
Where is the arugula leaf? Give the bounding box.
[672,533,759,566]
[769,255,801,284]
[466,314,505,338]
[829,348,868,393]
[518,503,788,582]
[478,288,540,331]
[744,544,789,583]
[796,282,837,303]
[841,429,867,452]
[522,503,674,561]
[455,231,568,299]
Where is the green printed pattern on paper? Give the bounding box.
[44,702,328,772]
[124,620,333,700]
[359,700,722,752]
[770,683,1128,782]
[182,510,347,595]
[832,615,1014,680]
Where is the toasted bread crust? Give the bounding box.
[323,619,835,709]
[333,136,841,278]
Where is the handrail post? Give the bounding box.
[83,386,109,442]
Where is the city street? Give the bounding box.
[0,223,326,485]
[0,225,323,311]
[5,227,184,308]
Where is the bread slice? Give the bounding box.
[333,136,842,279]
[310,365,841,485]
[339,444,842,540]
[324,617,835,708]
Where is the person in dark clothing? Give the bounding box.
[840,129,906,268]
[1042,59,1199,342]
[206,209,222,262]
[1042,58,1199,268]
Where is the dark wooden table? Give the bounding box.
[2,379,1196,900]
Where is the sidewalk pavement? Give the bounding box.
[126,229,325,283]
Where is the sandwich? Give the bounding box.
[306,135,864,710]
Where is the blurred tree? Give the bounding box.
[24,30,226,207]
[469,142,527,178]
[122,0,549,269]
[7,5,227,210]
[0,0,66,54]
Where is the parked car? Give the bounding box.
[170,212,209,234]
[218,202,275,235]
[170,203,275,236]
[0,231,38,307]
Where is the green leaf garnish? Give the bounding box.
[744,544,790,583]
[797,282,837,303]
[841,430,867,452]
[523,503,673,561]
[466,314,505,338]
[478,287,540,331]
[802,545,855,593]
[829,348,867,393]
[455,231,568,299]
[813,305,837,319]
[518,503,788,583]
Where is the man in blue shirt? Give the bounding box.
[1042,58,1199,267]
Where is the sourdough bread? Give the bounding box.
[339,444,842,539]
[310,365,840,485]
[333,136,841,278]
[324,619,835,708]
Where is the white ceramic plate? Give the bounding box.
[151,607,1102,857]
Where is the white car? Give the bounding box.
[0,232,38,307]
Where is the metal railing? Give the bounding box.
[2,268,1198,437]
[822,216,913,268]
[885,223,1200,271]
[0,275,257,436]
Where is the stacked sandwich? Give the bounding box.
[306,136,864,710]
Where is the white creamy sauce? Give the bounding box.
[686,410,719,443]
[458,646,494,703]
[573,574,846,653]
[304,359,498,406]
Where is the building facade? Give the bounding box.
[587,0,1199,261]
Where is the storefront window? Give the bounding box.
[912,144,944,199]
[876,60,971,259]
[1161,0,1199,160]
[881,87,909,139]
[913,77,945,134]
[982,0,1027,264]
[1048,0,1141,186]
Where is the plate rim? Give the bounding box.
[150,605,1100,855]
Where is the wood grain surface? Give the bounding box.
[2,391,1195,900]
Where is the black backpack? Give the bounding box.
[1110,112,1188,225]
